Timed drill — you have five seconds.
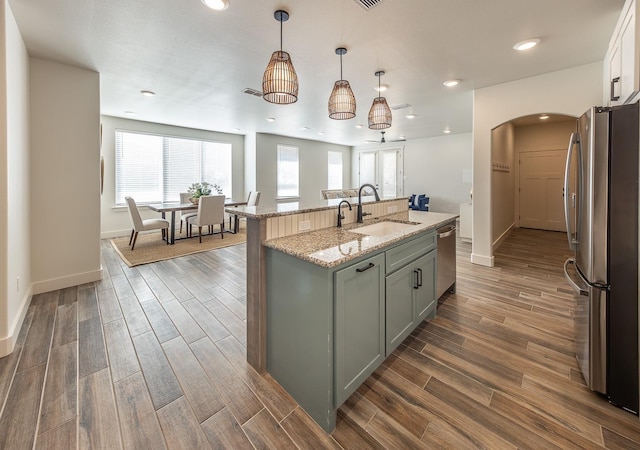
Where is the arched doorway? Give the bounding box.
[491,113,577,250]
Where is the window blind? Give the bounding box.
[327,151,343,189]
[115,130,232,205]
[277,145,299,197]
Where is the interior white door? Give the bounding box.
[358,148,403,199]
[519,149,567,231]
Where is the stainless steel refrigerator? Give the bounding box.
[563,102,638,414]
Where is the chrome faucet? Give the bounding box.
[337,200,352,227]
[356,183,380,223]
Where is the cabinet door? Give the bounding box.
[415,251,437,321]
[334,253,385,406]
[619,9,637,103]
[609,42,623,105]
[385,263,416,355]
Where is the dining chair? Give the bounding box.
[125,196,170,250]
[187,194,225,243]
[229,191,251,230]
[248,191,261,207]
[179,192,197,233]
[233,190,260,232]
[229,191,261,232]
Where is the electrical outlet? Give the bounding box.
[299,220,311,231]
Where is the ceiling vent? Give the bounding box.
[242,88,263,97]
[391,103,411,110]
[353,0,383,11]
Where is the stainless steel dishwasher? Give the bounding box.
[436,223,457,299]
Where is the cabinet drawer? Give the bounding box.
[385,231,436,274]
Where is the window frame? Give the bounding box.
[276,144,300,199]
[114,129,233,206]
[327,150,343,190]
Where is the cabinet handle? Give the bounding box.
[413,270,419,289]
[356,262,375,273]
[611,76,620,101]
[417,268,423,287]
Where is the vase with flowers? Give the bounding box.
[187,182,223,204]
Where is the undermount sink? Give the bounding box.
[350,221,420,237]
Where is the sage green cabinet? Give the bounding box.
[385,261,416,352]
[385,244,437,355]
[334,253,385,406]
[265,227,441,433]
[415,251,437,320]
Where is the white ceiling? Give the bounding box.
[9,0,625,146]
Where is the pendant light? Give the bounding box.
[328,47,356,120]
[262,10,299,104]
[368,71,392,129]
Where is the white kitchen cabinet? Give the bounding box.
[604,0,640,106]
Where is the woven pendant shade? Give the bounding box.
[262,50,299,104]
[368,71,392,129]
[263,10,298,105]
[328,47,356,120]
[329,80,356,119]
[368,97,392,129]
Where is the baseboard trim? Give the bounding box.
[493,223,516,252]
[101,229,131,239]
[471,253,495,267]
[0,287,33,357]
[32,268,103,295]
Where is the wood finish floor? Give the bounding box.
[1,228,639,449]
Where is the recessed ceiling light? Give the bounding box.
[124,111,136,115]
[399,135,406,140]
[355,124,363,129]
[539,114,549,120]
[513,38,540,51]
[299,126,310,131]
[443,79,460,87]
[374,84,388,92]
[201,0,229,10]
[234,128,241,131]
[266,117,276,122]
[318,131,325,135]
[443,128,451,134]
[140,90,155,97]
[406,114,417,119]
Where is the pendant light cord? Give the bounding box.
[377,73,382,100]
[340,53,343,81]
[280,18,283,51]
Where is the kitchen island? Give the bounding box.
[230,197,457,432]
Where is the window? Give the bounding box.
[115,130,232,205]
[277,145,299,198]
[327,151,343,189]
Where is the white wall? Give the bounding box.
[30,58,102,292]
[472,62,603,267]
[491,123,515,245]
[99,116,245,237]
[244,131,256,200]
[352,133,472,213]
[255,133,352,205]
[0,0,30,356]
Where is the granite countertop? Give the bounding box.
[227,196,401,219]
[263,212,458,268]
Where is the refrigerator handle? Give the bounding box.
[564,132,579,251]
[563,258,588,295]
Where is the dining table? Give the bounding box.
[148,198,247,244]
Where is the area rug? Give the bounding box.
[110,228,246,267]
